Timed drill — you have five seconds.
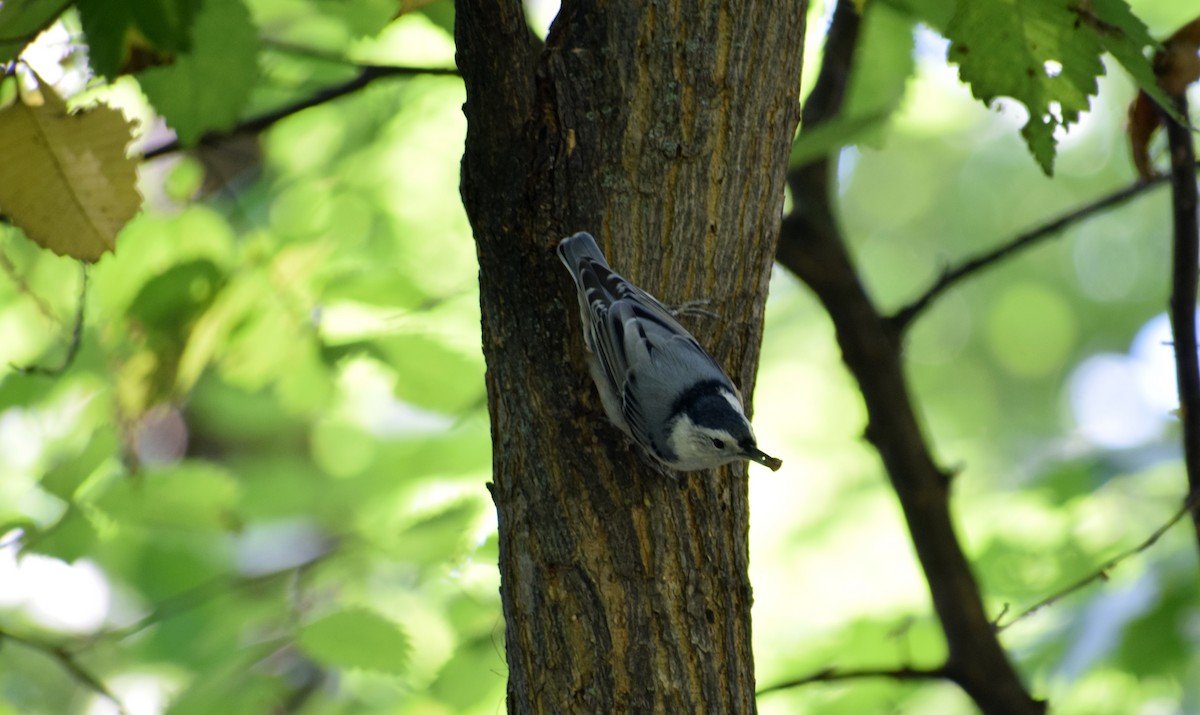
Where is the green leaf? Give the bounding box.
[274,331,336,414]
[368,426,491,484]
[0,0,67,61]
[232,454,335,520]
[321,267,429,308]
[76,0,133,79]
[882,0,954,32]
[128,259,225,336]
[78,0,205,78]
[0,518,37,541]
[387,500,483,566]
[131,0,203,54]
[217,301,304,391]
[20,506,97,562]
[0,373,55,414]
[310,419,376,478]
[1116,571,1191,675]
[429,635,505,710]
[126,531,230,600]
[374,333,484,413]
[91,461,241,531]
[417,0,455,37]
[946,0,1105,174]
[313,0,397,38]
[793,2,915,166]
[0,81,142,261]
[145,590,280,670]
[1083,0,1180,124]
[175,275,261,393]
[297,608,410,675]
[165,657,285,715]
[40,429,119,500]
[945,0,1174,175]
[184,375,310,451]
[137,0,259,144]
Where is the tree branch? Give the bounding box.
[889,173,1178,332]
[756,665,948,698]
[0,627,127,715]
[995,491,1199,630]
[142,64,460,160]
[1164,92,1200,556]
[0,551,334,715]
[775,1,1043,712]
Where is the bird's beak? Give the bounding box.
[743,446,783,472]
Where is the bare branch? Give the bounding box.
[142,63,460,160]
[776,1,1043,712]
[996,492,1199,630]
[0,627,127,715]
[757,665,948,698]
[888,174,1177,332]
[1163,91,1200,555]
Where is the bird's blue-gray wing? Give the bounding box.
[558,231,736,456]
[607,288,735,458]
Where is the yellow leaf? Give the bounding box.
[0,80,141,261]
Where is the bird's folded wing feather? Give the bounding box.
[578,256,732,451]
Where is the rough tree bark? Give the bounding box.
[455,0,805,711]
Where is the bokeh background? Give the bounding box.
[1,0,1198,713]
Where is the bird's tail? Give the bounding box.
[558,231,634,311]
[557,232,609,276]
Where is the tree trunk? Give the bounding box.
[456,1,805,711]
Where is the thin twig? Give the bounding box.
[9,264,86,377]
[142,64,460,160]
[1164,92,1200,556]
[0,246,59,324]
[94,548,333,644]
[261,39,381,66]
[0,627,127,715]
[757,665,948,697]
[995,492,1199,630]
[888,173,1181,332]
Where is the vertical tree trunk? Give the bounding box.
[456,1,805,711]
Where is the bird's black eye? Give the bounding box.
[711,438,726,449]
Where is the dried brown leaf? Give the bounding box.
[1127,15,1200,179]
[1157,17,1200,96]
[1128,90,1161,180]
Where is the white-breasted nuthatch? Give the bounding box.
[557,231,782,472]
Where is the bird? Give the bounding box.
[557,231,782,472]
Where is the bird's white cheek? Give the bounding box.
[667,415,702,460]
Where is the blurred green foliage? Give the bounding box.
[0,0,1198,714]
[1,2,496,713]
[757,1,1200,713]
